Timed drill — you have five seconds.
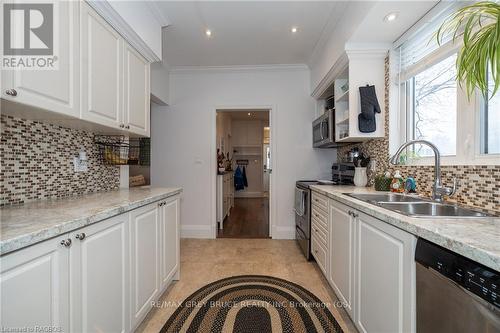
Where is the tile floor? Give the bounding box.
[136,238,357,332]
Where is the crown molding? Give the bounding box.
[86,0,161,62]
[311,52,348,99]
[145,1,170,27]
[169,64,310,74]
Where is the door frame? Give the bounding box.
[210,105,276,239]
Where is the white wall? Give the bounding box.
[151,67,337,239]
[151,62,169,105]
[309,2,374,93]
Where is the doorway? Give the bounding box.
[215,109,270,238]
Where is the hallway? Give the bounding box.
[217,198,269,238]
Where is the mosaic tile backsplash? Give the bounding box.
[0,115,120,206]
[337,56,500,214]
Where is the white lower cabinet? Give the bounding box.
[311,191,416,333]
[328,200,355,318]
[129,202,161,330]
[355,211,416,333]
[69,213,129,333]
[160,197,180,290]
[0,235,71,332]
[0,196,180,333]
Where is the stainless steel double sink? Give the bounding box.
[345,193,494,218]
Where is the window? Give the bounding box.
[481,69,500,154]
[394,2,499,165]
[406,54,457,156]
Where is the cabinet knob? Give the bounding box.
[119,124,125,128]
[75,233,86,240]
[5,89,17,96]
[60,238,72,247]
[125,125,130,129]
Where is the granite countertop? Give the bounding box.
[0,187,182,256]
[310,185,500,272]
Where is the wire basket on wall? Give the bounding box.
[94,135,147,165]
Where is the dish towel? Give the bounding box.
[234,166,245,191]
[242,166,248,187]
[358,85,381,133]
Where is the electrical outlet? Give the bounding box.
[73,157,88,172]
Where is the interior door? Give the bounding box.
[70,214,129,333]
[0,235,70,331]
[123,44,150,136]
[80,2,123,128]
[1,0,79,118]
[129,202,160,330]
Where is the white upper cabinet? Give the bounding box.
[124,44,150,136]
[1,1,152,137]
[1,0,79,118]
[80,2,123,129]
[69,214,130,333]
[0,234,70,332]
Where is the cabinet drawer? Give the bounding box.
[312,192,328,212]
[311,220,328,247]
[311,236,327,275]
[312,207,328,229]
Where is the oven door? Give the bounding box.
[296,226,310,260]
[294,186,310,238]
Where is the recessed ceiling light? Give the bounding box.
[205,29,212,37]
[383,12,398,23]
[247,112,252,116]
[291,27,298,33]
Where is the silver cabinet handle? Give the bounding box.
[60,239,72,247]
[5,89,17,96]
[353,212,359,218]
[75,233,86,240]
[119,124,125,128]
[125,125,130,129]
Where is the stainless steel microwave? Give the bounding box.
[313,109,339,148]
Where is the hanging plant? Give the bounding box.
[436,1,499,99]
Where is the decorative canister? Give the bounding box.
[354,167,368,187]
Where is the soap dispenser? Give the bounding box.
[390,170,404,193]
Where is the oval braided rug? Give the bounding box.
[160,275,343,333]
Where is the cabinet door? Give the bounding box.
[355,212,416,333]
[129,202,160,329]
[1,1,79,117]
[328,200,355,317]
[246,121,263,145]
[124,44,150,136]
[70,214,129,333]
[160,197,180,291]
[80,2,123,128]
[0,235,70,331]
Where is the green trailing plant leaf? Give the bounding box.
[436,1,500,99]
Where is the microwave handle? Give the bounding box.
[319,121,324,140]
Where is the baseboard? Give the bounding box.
[181,224,213,238]
[234,191,265,198]
[272,226,295,239]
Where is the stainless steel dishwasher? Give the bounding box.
[415,239,500,332]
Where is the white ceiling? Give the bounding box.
[156,1,342,67]
[155,1,438,68]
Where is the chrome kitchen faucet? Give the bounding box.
[389,140,457,202]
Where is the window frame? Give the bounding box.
[394,43,500,166]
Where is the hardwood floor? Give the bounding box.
[217,197,269,238]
